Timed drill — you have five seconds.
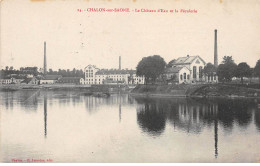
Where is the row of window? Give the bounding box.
[208,75,217,80]
[180,73,190,80]
[193,66,203,79]
[85,73,93,78]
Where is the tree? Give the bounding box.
[203,63,217,76]
[254,59,260,84]
[217,56,237,82]
[235,62,251,84]
[222,56,234,64]
[48,69,53,75]
[136,55,166,84]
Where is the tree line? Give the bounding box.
[0,67,84,78]
[136,55,260,84]
[204,56,260,84]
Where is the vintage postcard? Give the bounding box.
[0,0,260,163]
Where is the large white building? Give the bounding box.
[84,65,144,85]
[165,55,218,84]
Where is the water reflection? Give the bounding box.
[137,102,166,136]
[44,94,47,138]
[0,90,41,111]
[134,97,260,158]
[1,90,260,162]
[134,97,259,135]
[214,118,218,158]
[119,94,122,123]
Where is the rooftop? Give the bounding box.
[165,67,186,73]
[58,77,83,81]
[96,69,136,75]
[172,55,206,65]
[42,75,62,80]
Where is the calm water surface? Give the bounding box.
[1,90,260,162]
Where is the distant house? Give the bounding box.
[56,77,84,85]
[40,75,62,84]
[21,77,39,84]
[95,69,137,85]
[0,76,25,84]
[205,73,218,83]
[164,66,191,84]
[167,55,207,83]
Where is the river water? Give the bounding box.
[0,90,260,162]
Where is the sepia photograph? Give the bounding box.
[0,0,260,163]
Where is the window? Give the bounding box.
[199,66,202,78]
[180,75,183,80]
[187,75,190,80]
[214,75,216,80]
[193,66,196,79]
[184,73,186,80]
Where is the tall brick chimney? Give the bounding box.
[214,29,218,67]
[119,56,121,70]
[44,41,47,75]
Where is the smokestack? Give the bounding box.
[119,56,121,70]
[214,29,218,67]
[44,41,47,75]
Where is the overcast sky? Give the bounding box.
[1,0,260,71]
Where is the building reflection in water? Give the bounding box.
[1,90,41,111]
[214,117,218,158]
[134,97,259,158]
[44,94,47,138]
[83,94,130,113]
[119,94,122,123]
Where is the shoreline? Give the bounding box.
[1,83,260,99]
[130,84,260,99]
[129,92,260,99]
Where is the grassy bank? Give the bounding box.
[131,84,260,98]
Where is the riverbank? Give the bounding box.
[0,84,133,93]
[130,84,260,98]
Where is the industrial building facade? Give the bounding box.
[165,55,218,84]
[84,65,145,85]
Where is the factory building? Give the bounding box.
[84,56,144,85]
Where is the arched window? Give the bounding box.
[180,75,183,80]
[193,66,196,79]
[184,73,186,80]
[199,66,202,78]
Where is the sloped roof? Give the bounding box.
[21,78,33,84]
[58,77,82,81]
[96,69,136,75]
[43,75,62,80]
[165,67,186,73]
[2,75,26,79]
[173,55,206,65]
[84,65,99,70]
